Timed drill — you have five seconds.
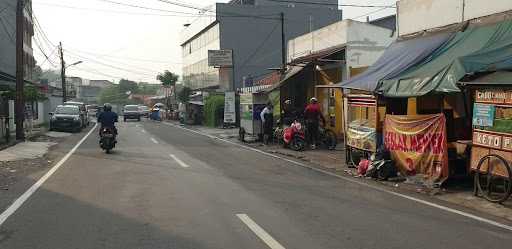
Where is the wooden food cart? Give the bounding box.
[344,93,384,165]
[466,73,512,203]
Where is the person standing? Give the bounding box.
[304,97,325,149]
[260,103,274,144]
[281,99,297,126]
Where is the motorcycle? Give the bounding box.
[283,120,306,151]
[318,126,337,150]
[100,127,116,154]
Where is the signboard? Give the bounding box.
[223,91,236,124]
[473,130,512,151]
[475,89,512,104]
[384,114,449,185]
[346,122,377,152]
[472,103,495,127]
[208,50,233,67]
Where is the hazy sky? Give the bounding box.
[33,0,396,84]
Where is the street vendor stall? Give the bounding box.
[238,90,269,142]
[461,71,512,203]
[344,94,384,165]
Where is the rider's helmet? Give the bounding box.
[284,99,291,105]
[310,97,318,103]
[103,103,112,112]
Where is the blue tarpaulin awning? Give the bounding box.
[334,33,452,92]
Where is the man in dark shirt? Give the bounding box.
[97,103,118,137]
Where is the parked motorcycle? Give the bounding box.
[100,127,116,154]
[283,120,306,151]
[318,126,337,150]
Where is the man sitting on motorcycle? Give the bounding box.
[97,103,118,140]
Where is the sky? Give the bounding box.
[32,0,396,84]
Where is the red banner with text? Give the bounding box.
[384,114,449,185]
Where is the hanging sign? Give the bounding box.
[384,114,449,185]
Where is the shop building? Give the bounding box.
[180,0,342,91]
[269,19,395,138]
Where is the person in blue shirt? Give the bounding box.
[97,103,118,137]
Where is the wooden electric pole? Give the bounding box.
[280,12,286,71]
[15,0,25,140]
[59,42,66,103]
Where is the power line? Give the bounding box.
[351,7,391,20]
[154,0,282,20]
[239,23,280,69]
[62,47,183,64]
[38,46,59,68]
[265,0,396,8]
[33,34,57,67]
[0,16,14,44]
[96,0,200,15]
[64,50,157,77]
[33,2,205,17]
[65,49,162,74]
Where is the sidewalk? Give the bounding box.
[0,131,69,191]
[171,122,512,222]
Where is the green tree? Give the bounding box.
[157,71,179,109]
[156,70,179,88]
[118,79,138,94]
[177,86,192,103]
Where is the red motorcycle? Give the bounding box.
[283,120,306,151]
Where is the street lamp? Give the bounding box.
[62,60,83,103]
[66,60,83,69]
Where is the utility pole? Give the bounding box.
[15,0,25,140]
[59,42,66,103]
[280,12,286,71]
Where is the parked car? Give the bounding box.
[49,105,83,132]
[123,105,142,121]
[139,105,150,118]
[64,101,89,128]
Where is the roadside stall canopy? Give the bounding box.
[380,19,512,97]
[460,71,512,86]
[336,32,452,92]
[263,65,307,93]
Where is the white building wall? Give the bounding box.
[397,0,512,37]
[464,0,512,21]
[288,21,349,62]
[397,0,463,37]
[346,21,395,75]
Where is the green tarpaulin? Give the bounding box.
[380,19,512,97]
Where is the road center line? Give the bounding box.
[0,124,98,227]
[164,122,512,232]
[150,137,159,144]
[170,154,190,168]
[141,129,146,133]
[236,214,286,249]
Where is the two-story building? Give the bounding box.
[180,0,342,91]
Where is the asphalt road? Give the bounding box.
[0,120,511,249]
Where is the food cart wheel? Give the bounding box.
[348,147,367,167]
[239,127,246,142]
[474,154,512,203]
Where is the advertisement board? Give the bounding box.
[208,50,233,67]
[472,103,495,127]
[223,92,236,124]
[384,114,449,185]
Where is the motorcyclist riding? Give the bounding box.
[97,103,118,140]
